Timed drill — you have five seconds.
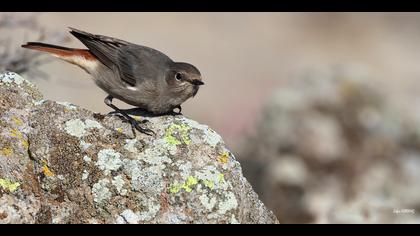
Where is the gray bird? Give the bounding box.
[22,28,204,135]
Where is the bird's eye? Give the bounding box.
[175,72,183,81]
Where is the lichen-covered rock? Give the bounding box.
[0,72,278,224]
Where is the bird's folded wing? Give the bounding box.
[69,28,172,87]
[69,27,137,86]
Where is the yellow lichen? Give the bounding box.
[12,116,23,126]
[21,140,29,150]
[164,123,191,146]
[218,152,230,164]
[116,127,123,133]
[183,176,198,192]
[42,164,55,177]
[0,179,21,192]
[203,179,215,190]
[169,176,199,194]
[169,184,181,194]
[218,173,225,184]
[9,129,29,150]
[0,147,13,157]
[10,129,22,138]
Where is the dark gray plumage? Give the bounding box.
[22,28,205,135]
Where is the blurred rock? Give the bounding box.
[239,66,420,223]
[0,72,278,224]
[268,155,308,186]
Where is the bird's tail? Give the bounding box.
[21,42,98,73]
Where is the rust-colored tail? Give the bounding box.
[22,42,98,73]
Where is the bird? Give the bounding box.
[22,27,204,135]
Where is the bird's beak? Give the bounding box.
[192,79,204,86]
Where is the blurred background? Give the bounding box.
[2,12,420,223]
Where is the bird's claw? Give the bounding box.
[109,112,154,136]
[134,118,150,124]
[130,119,155,136]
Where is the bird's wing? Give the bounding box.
[115,45,172,87]
[69,27,171,87]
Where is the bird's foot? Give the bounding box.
[107,111,154,136]
[128,118,155,137]
[103,95,155,137]
[107,110,150,123]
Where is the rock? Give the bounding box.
[0,72,278,224]
[239,67,420,223]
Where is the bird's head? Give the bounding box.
[166,62,204,99]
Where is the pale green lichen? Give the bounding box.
[92,179,112,203]
[65,119,86,138]
[195,166,229,191]
[96,149,123,176]
[51,206,72,224]
[138,204,160,221]
[33,99,47,106]
[82,170,89,180]
[230,214,239,224]
[117,194,161,223]
[119,209,139,224]
[0,72,25,85]
[199,194,217,211]
[153,138,178,156]
[83,155,91,163]
[84,119,102,129]
[80,141,92,152]
[0,178,21,192]
[177,161,192,179]
[124,139,138,153]
[56,175,65,181]
[203,128,223,147]
[217,191,238,215]
[164,123,191,145]
[181,118,222,147]
[135,140,172,170]
[130,166,164,194]
[56,101,77,110]
[65,119,103,138]
[137,196,160,221]
[142,152,172,168]
[112,175,127,196]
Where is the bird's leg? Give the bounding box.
[104,95,155,136]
